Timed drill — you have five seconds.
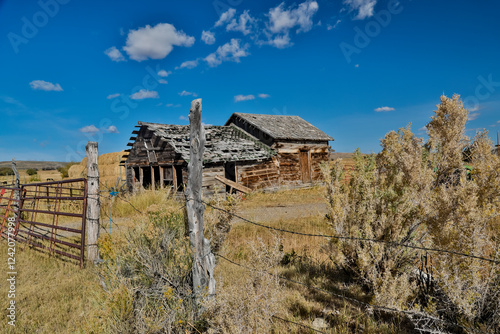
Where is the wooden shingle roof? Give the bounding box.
[138,122,275,163]
[226,113,333,142]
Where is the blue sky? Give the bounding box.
[1,0,499,162]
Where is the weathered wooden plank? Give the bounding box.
[215,175,252,193]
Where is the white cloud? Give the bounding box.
[418,126,427,132]
[158,69,171,77]
[215,8,236,27]
[268,33,292,48]
[374,106,395,112]
[107,93,120,99]
[123,23,195,61]
[343,0,377,20]
[179,91,198,97]
[167,103,182,108]
[107,125,119,133]
[327,19,342,30]
[201,30,216,45]
[158,79,168,84]
[267,1,319,34]
[234,94,255,102]
[258,94,270,99]
[80,125,99,134]
[468,112,480,121]
[227,10,256,35]
[177,60,199,69]
[29,80,63,91]
[1,96,24,107]
[104,46,126,62]
[130,89,159,100]
[179,115,189,121]
[204,39,249,67]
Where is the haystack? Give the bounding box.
[68,151,126,188]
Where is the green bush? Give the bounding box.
[26,168,38,176]
[0,167,13,176]
[29,174,41,183]
[57,162,78,178]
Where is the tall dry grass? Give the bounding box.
[0,242,98,333]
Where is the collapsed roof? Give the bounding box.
[138,121,276,163]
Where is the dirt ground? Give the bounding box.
[233,201,328,223]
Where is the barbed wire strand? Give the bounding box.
[199,200,499,265]
[271,315,326,334]
[216,253,478,334]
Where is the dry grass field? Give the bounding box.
[0,169,63,185]
[0,186,412,333]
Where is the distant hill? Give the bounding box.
[0,161,68,170]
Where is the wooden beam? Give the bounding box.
[139,166,144,189]
[172,166,177,191]
[159,166,164,189]
[151,166,155,190]
[215,175,252,194]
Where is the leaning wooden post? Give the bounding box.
[186,99,216,302]
[86,142,100,263]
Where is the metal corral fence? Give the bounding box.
[0,178,88,267]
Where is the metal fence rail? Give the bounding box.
[0,179,88,267]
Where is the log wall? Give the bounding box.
[237,159,280,189]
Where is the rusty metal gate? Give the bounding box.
[0,179,88,267]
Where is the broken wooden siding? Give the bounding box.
[237,159,280,189]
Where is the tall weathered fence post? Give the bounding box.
[86,142,100,263]
[186,99,216,302]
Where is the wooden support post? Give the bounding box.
[86,142,100,264]
[185,99,216,302]
[173,166,177,191]
[160,166,164,189]
[151,166,155,190]
[139,167,144,190]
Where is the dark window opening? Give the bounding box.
[142,167,152,188]
[175,165,183,191]
[224,162,236,193]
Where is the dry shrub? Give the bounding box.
[323,143,422,310]
[203,186,239,253]
[89,208,199,333]
[322,95,500,333]
[203,237,285,334]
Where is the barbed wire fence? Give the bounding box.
[204,198,495,333]
[95,180,500,333]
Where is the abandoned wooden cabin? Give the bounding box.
[122,113,333,194]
